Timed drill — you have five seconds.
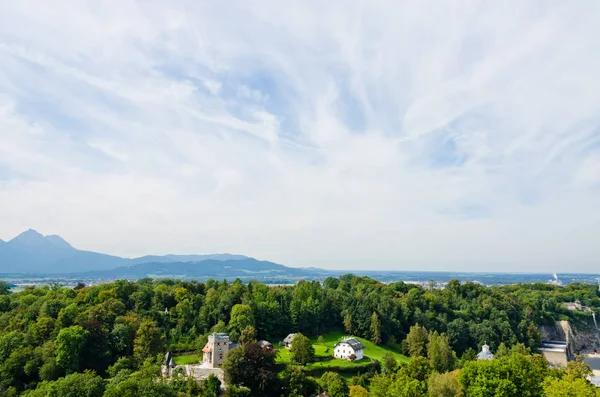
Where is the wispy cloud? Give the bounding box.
[0,1,599,271]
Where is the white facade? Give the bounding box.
[334,339,365,360]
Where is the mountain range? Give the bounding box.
[0,230,316,279]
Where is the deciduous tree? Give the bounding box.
[133,319,164,362]
[55,326,88,374]
[290,333,315,365]
[427,371,463,397]
[427,331,455,373]
[349,385,370,397]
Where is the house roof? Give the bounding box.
[334,338,365,351]
[259,340,273,348]
[284,333,296,343]
[202,343,212,353]
[540,341,567,353]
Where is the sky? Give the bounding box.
[1,1,599,272]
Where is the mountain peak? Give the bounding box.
[11,229,45,243]
[8,229,74,250]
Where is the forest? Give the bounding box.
[0,276,599,396]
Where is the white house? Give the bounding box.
[334,338,365,361]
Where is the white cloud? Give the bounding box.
[0,1,599,272]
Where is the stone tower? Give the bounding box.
[202,332,230,368]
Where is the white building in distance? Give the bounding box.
[477,343,494,360]
[334,338,365,361]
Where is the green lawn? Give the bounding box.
[309,331,409,363]
[275,330,409,368]
[172,354,202,365]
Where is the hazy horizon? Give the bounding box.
[1,2,599,273]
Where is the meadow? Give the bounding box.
[276,331,409,369]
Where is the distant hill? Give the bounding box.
[0,229,251,274]
[77,258,319,279]
[129,253,249,265]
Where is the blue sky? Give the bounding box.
[1,1,599,272]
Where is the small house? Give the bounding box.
[334,338,365,360]
[258,340,273,350]
[284,333,296,349]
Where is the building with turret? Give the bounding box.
[477,343,494,360]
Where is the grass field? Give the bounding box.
[172,354,202,365]
[275,330,409,368]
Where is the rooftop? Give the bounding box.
[540,341,568,353]
[335,337,366,351]
[284,333,296,343]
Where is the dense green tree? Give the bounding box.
[460,352,546,397]
[382,352,397,374]
[494,342,510,358]
[387,372,426,397]
[283,365,317,397]
[406,324,429,357]
[446,318,471,355]
[25,372,105,397]
[240,325,257,346]
[55,326,88,374]
[104,376,176,397]
[229,304,255,336]
[543,377,599,397]
[369,373,394,397]
[319,372,348,397]
[290,332,315,365]
[0,281,11,295]
[344,313,353,334]
[222,342,278,396]
[111,323,135,356]
[133,319,164,362]
[427,371,463,397]
[201,374,221,397]
[427,331,455,373]
[564,356,593,380]
[370,312,382,344]
[349,385,370,397]
[222,347,245,386]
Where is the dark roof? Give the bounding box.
[334,338,365,351]
[284,333,296,343]
[229,342,240,349]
